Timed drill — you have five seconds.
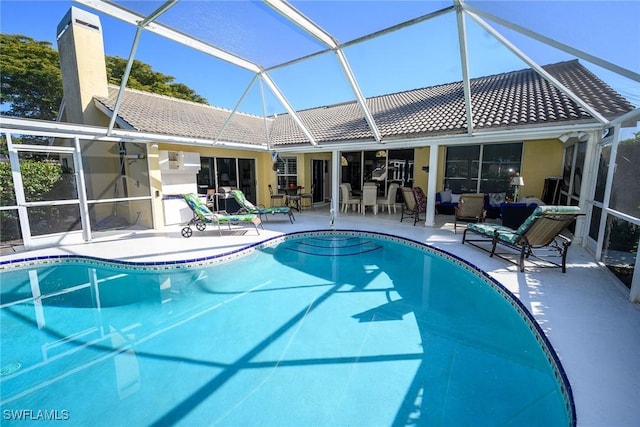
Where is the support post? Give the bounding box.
[425,144,439,227]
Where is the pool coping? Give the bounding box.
[0,228,576,425]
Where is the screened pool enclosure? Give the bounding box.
[0,0,638,301]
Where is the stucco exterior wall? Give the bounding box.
[413,146,430,190]
[142,139,563,228]
[520,139,564,199]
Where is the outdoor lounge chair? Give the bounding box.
[181,193,263,237]
[229,190,295,223]
[454,193,486,234]
[461,205,583,272]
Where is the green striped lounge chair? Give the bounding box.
[462,205,583,273]
[181,193,263,237]
[229,190,295,223]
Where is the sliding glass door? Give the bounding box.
[445,143,523,195]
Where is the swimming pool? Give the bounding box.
[0,231,574,426]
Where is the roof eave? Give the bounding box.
[272,121,608,153]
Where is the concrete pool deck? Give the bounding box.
[2,206,639,426]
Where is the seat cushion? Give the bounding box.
[260,206,291,214]
[215,214,259,223]
[495,230,520,244]
[467,222,514,237]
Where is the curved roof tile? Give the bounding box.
[94,60,634,147]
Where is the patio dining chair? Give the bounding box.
[454,193,486,234]
[361,185,378,215]
[300,184,314,210]
[377,183,399,214]
[268,184,284,207]
[340,183,361,213]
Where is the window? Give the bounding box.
[216,157,237,189]
[197,157,238,191]
[196,157,232,193]
[445,145,480,193]
[197,158,213,193]
[388,149,414,188]
[276,157,297,191]
[198,156,256,201]
[481,144,523,193]
[445,143,522,194]
[341,151,361,193]
[340,149,415,194]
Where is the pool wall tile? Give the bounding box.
[0,228,575,425]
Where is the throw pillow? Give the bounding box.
[440,190,452,203]
[413,187,427,212]
[450,193,461,204]
[489,192,506,207]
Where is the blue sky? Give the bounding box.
[1,0,639,125]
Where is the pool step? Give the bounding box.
[285,237,382,256]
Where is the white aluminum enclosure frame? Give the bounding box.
[75,0,317,146]
[74,0,640,148]
[2,0,638,299]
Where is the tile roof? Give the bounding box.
[95,88,269,146]
[94,60,634,147]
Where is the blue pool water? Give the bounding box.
[0,231,573,426]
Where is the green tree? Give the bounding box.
[0,160,63,202]
[1,34,209,241]
[106,57,208,103]
[1,33,208,122]
[0,158,65,241]
[0,34,63,119]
